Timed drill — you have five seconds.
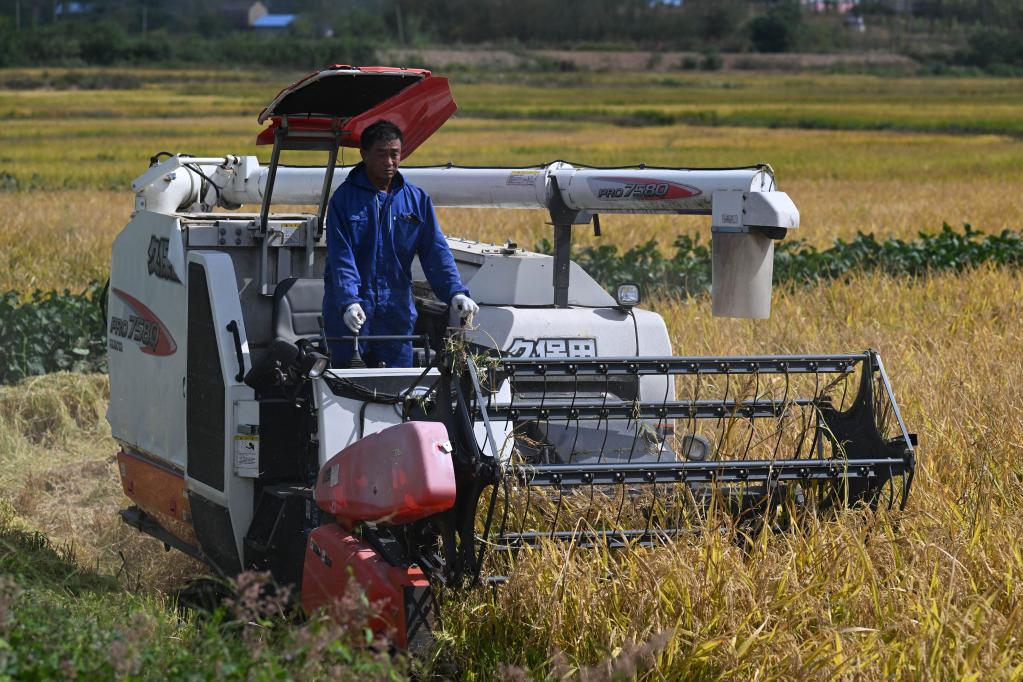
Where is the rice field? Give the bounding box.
[2,120,1021,291]
[1,67,1022,678]
[1,69,1022,292]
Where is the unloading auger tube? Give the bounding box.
[133,155,797,318]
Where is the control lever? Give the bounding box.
[349,330,365,368]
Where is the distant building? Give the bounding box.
[219,1,268,29]
[55,2,92,16]
[252,14,297,31]
[802,0,861,12]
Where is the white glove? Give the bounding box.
[343,303,366,333]
[450,293,478,326]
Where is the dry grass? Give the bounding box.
[0,373,201,592]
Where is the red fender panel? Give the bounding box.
[301,524,427,649]
[315,421,456,525]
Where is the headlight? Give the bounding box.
[615,282,641,309]
[303,352,329,379]
[680,434,712,462]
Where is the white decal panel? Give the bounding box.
[505,337,597,359]
[506,170,540,186]
[234,434,259,478]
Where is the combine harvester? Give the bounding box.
[109,67,916,647]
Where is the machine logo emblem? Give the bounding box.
[109,288,177,356]
[589,177,701,202]
[505,337,597,359]
[147,236,181,283]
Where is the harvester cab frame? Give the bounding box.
[112,66,916,649]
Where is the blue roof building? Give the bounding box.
[55,2,92,16]
[252,13,296,30]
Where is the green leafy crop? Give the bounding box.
[541,224,1023,298]
[0,283,107,384]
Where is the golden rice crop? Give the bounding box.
[2,121,1022,291]
[441,265,1023,679]
[452,71,1023,135]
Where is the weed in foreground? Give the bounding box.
[0,506,407,680]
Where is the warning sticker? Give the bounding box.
[506,171,539,186]
[234,435,259,477]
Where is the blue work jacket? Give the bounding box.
[323,163,468,366]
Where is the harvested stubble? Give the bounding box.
[0,373,202,592]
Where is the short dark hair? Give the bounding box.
[360,119,403,151]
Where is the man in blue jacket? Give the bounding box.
[323,119,477,368]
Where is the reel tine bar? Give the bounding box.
[460,350,916,557]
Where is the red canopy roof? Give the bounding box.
[256,65,456,158]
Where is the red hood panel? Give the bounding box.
[256,66,456,157]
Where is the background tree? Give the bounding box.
[749,0,803,52]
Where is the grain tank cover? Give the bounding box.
[256,65,457,156]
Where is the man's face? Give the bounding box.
[361,137,402,190]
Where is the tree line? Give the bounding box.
[0,0,1020,71]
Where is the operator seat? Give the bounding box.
[272,278,324,348]
[272,277,437,367]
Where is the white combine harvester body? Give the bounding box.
[107,67,912,647]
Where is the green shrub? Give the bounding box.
[2,227,1021,385]
[539,224,1023,299]
[679,55,700,70]
[962,26,1023,70]
[700,48,723,71]
[0,24,376,70]
[0,283,107,384]
[749,0,802,53]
